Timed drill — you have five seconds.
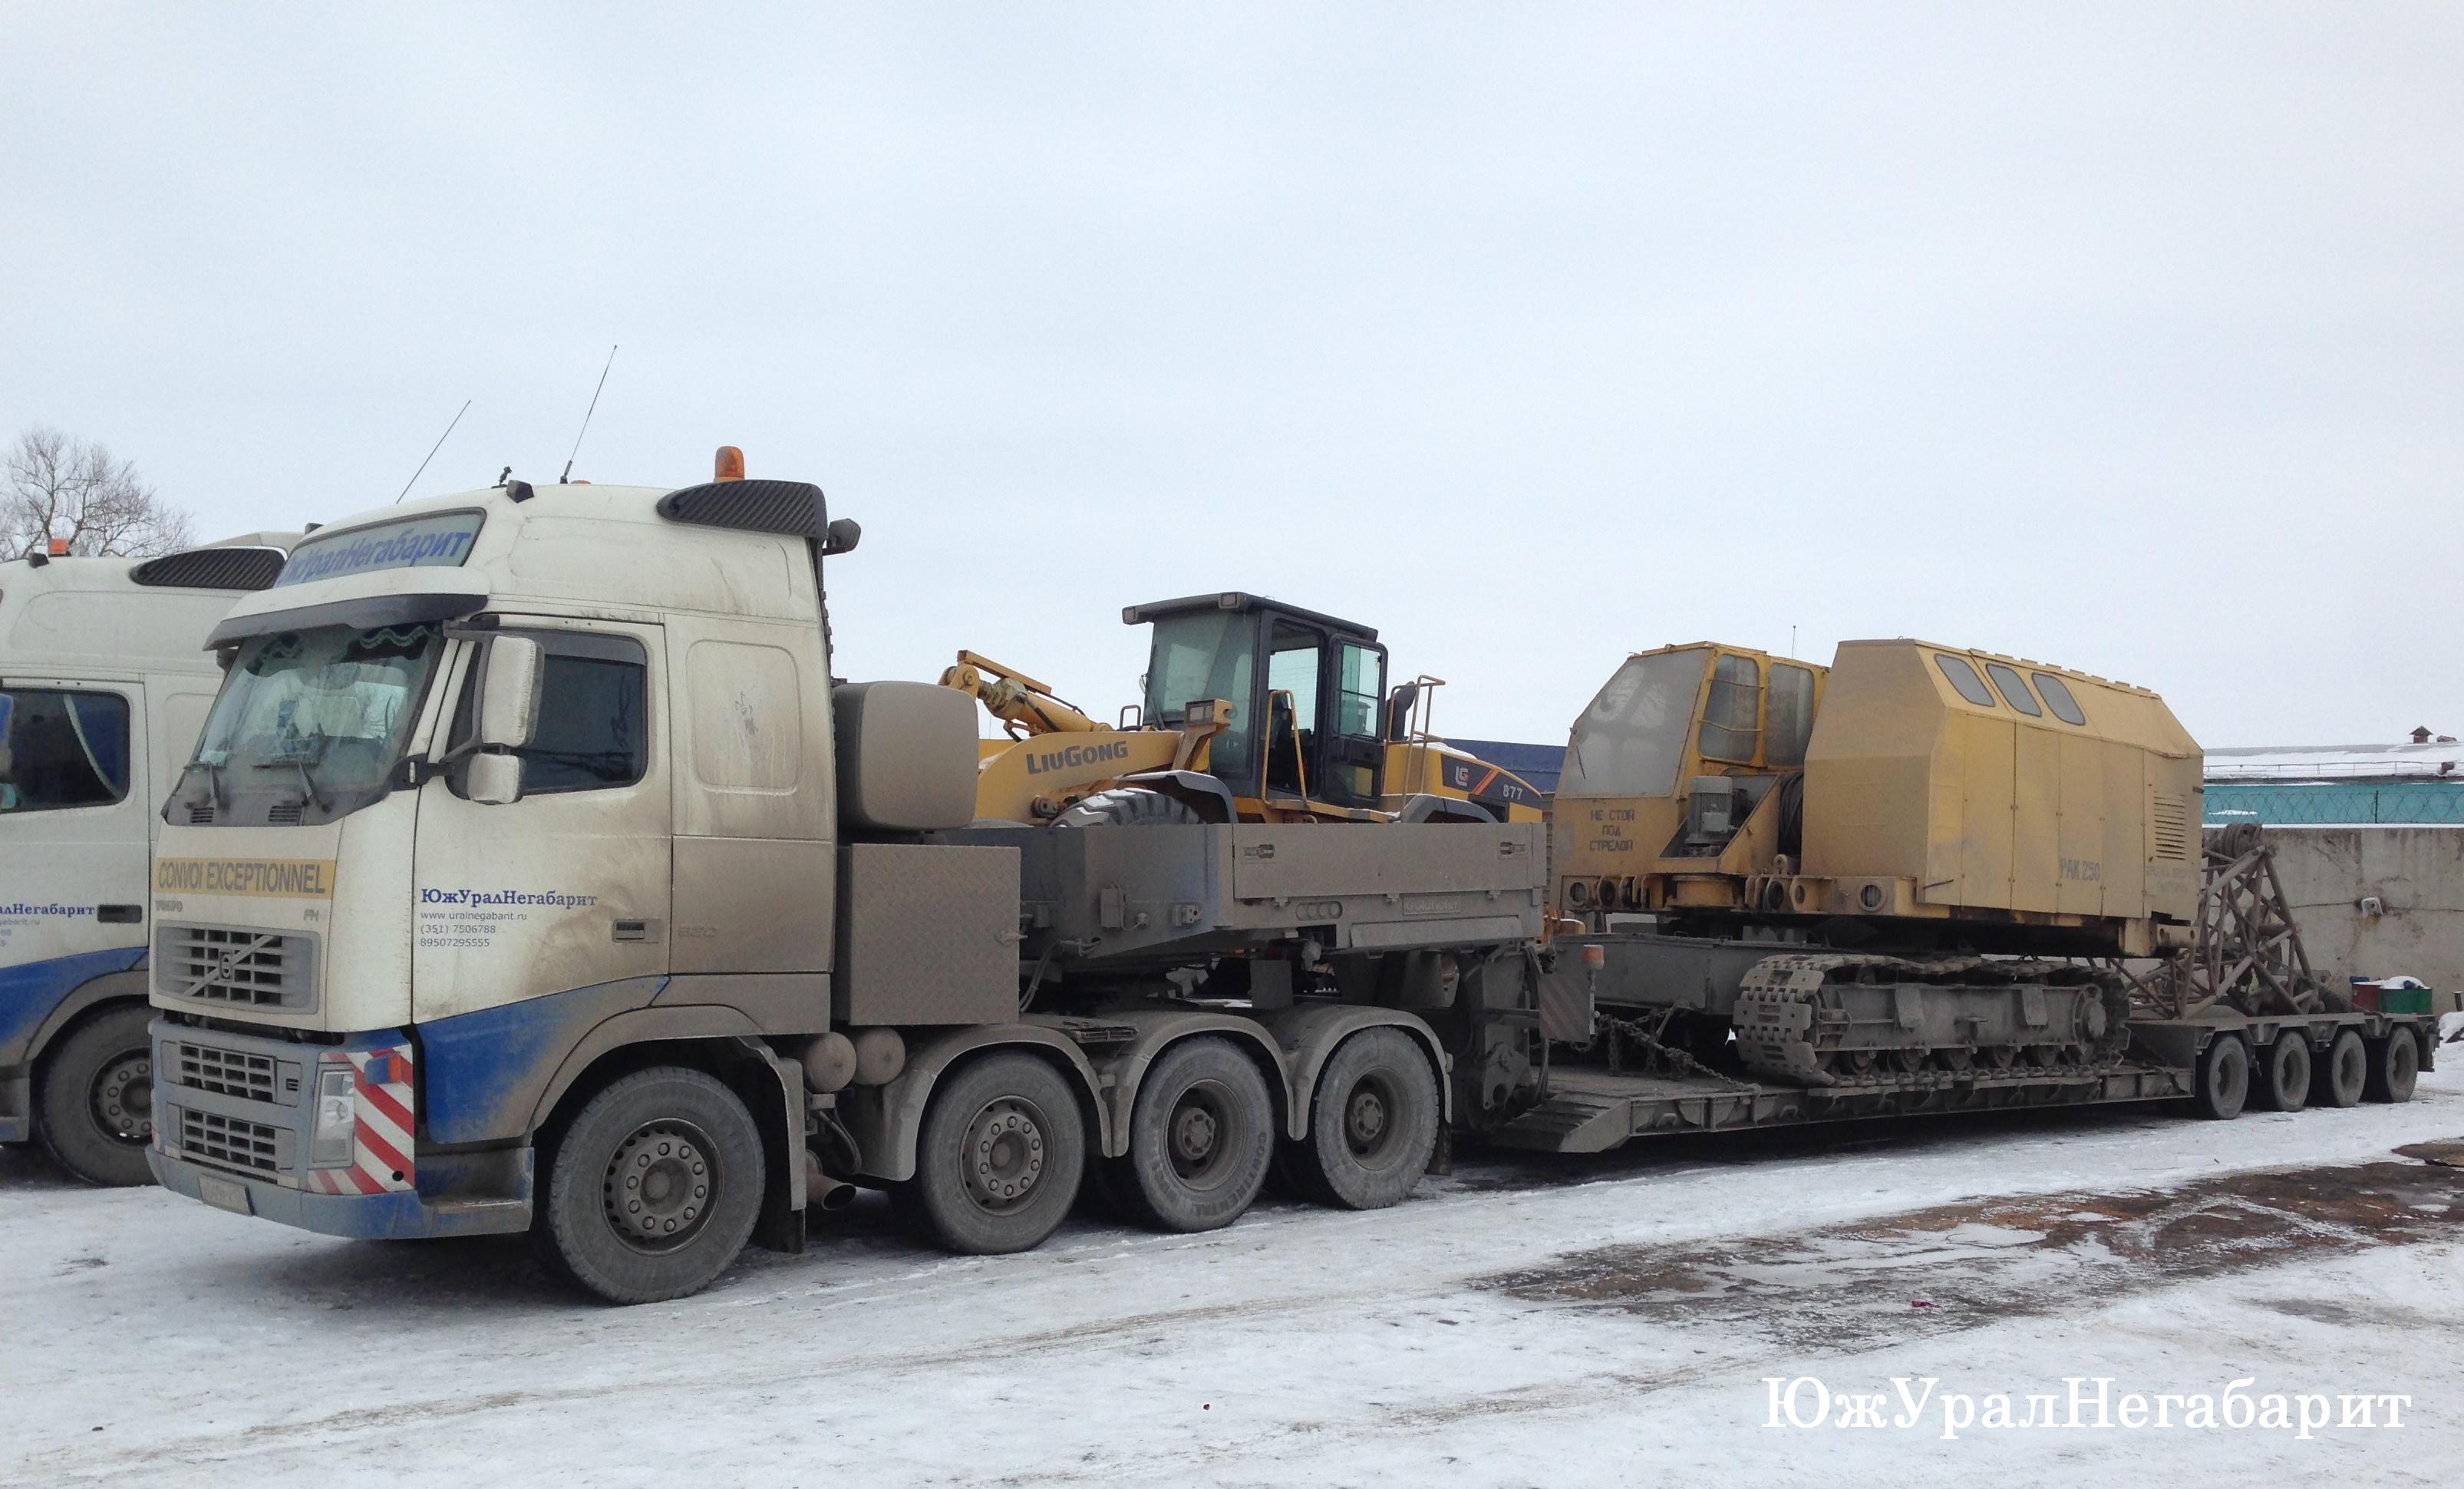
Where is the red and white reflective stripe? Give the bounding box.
[308,1045,415,1194]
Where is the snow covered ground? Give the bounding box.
[5,1065,2462,1488]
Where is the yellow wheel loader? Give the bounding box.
[944,592,1545,827]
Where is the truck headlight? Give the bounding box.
[310,1066,358,1167]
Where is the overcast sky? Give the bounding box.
[5,5,2457,748]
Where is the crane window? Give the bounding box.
[1561,649,1707,798]
[1698,654,1760,762]
[1935,655,1997,708]
[1984,662,2042,717]
[1765,664,1816,768]
[2032,672,2087,725]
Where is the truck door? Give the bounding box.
[0,684,149,959]
[411,623,671,1022]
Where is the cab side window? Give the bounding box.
[450,633,648,797]
[0,688,130,814]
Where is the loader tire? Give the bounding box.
[1108,1036,1274,1233]
[35,1003,157,1187]
[1052,788,1204,828]
[913,1052,1086,1255]
[537,1068,764,1305]
[1289,1028,1437,1210]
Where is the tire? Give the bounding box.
[1290,1027,1439,1210]
[2192,1032,2250,1121]
[2312,1028,2367,1108]
[914,1052,1086,1254]
[2365,1028,2420,1104]
[537,1067,766,1305]
[1052,788,1204,828]
[1109,1037,1274,1233]
[2251,1035,2311,1114]
[35,1004,157,1187]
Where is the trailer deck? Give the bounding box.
[1489,1062,2196,1153]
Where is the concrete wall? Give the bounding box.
[2266,826,2464,993]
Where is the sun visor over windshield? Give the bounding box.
[206,590,488,648]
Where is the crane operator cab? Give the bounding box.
[1125,593,1391,817]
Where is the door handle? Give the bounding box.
[97,904,143,924]
[612,918,664,944]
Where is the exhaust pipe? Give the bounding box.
[803,1154,858,1212]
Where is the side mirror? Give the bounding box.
[465,751,524,806]
[823,517,862,556]
[1386,682,1420,741]
[477,636,543,751]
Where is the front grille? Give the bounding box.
[155,924,318,1011]
[179,1108,283,1174]
[173,1042,280,1102]
[267,802,303,826]
[187,804,216,824]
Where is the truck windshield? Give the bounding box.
[186,623,442,818]
[1560,648,1707,799]
[0,688,131,814]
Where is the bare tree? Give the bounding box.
[4,425,196,559]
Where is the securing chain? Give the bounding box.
[1590,1008,1761,1092]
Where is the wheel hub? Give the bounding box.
[964,1098,1047,1211]
[1171,1103,1219,1165]
[605,1124,712,1249]
[1344,1085,1388,1151]
[90,1052,153,1144]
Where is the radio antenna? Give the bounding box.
[561,344,619,484]
[396,399,472,503]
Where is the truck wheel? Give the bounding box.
[1289,1027,1438,1210]
[35,1004,157,1187]
[539,1068,765,1305]
[1052,788,1204,828]
[2364,1028,2420,1104]
[2192,1033,2249,1121]
[1109,1037,1273,1233]
[2251,1035,2311,1113]
[2313,1028,2367,1108]
[914,1052,1086,1254]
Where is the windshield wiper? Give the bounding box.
[254,732,333,813]
[176,758,228,811]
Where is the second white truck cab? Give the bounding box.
[1,534,295,1182]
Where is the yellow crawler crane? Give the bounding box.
[944,592,1545,827]
[1549,639,2202,1085]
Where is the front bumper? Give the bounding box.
[147,1146,530,1239]
[150,1016,533,1240]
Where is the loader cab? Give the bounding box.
[1126,593,1389,811]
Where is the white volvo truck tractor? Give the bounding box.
[2,533,295,1183]
[144,457,1549,1302]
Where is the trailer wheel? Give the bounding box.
[538,1067,765,1304]
[2192,1033,2250,1120]
[2364,1028,2420,1104]
[35,1004,157,1187]
[2313,1029,2367,1108]
[914,1052,1085,1254]
[1286,1028,1437,1210]
[2251,1035,2311,1114]
[1107,1036,1273,1233]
